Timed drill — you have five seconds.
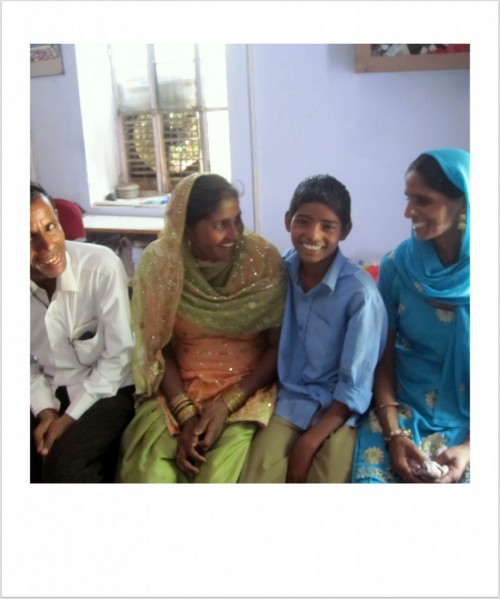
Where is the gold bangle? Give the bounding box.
[384,428,413,447]
[172,399,192,414]
[373,402,399,413]
[220,385,246,415]
[169,392,197,424]
[169,392,191,411]
[176,404,197,426]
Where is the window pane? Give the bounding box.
[206,111,231,181]
[154,44,195,64]
[199,44,228,108]
[154,44,197,111]
[156,66,197,111]
[110,44,150,113]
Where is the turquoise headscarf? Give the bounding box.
[393,148,470,425]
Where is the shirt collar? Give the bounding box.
[284,247,347,292]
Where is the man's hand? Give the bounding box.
[34,411,75,456]
[33,409,58,454]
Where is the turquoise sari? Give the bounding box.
[352,148,470,483]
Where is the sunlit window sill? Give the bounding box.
[94,195,169,208]
[83,213,164,234]
[86,195,169,218]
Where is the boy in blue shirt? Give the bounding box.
[240,175,387,483]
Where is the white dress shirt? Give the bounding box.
[30,241,134,420]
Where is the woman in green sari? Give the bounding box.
[117,173,286,483]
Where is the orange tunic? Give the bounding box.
[158,317,277,435]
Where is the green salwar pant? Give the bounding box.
[117,399,257,483]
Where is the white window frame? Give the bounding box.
[71,44,254,226]
[109,44,228,195]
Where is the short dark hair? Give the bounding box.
[30,181,55,207]
[288,174,351,227]
[185,174,239,227]
[407,154,464,201]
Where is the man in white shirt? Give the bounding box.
[30,182,135,482]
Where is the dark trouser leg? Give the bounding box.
[41,386,135,483]
[31,411,43,483]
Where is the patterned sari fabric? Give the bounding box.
[352,149,470,483]
[118,173,286,483]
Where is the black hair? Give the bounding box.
[407,154,464,200]
[30,181,55,207]
[288,174,351,227]
[185,175,239,228]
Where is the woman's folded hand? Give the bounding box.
[176,415,206,476]
[193,401,230,453]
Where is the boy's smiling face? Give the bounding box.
[285,201,351,269]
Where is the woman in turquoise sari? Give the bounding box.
[352,148,470,483]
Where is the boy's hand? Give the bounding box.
[286,429,321,483]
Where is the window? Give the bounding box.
[109,44,230,194]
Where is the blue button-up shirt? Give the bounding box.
[275,248,388,430]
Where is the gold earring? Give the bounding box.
[457,213,466,231]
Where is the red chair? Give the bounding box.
[53,199,86,241]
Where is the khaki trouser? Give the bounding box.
[239,414,357,483]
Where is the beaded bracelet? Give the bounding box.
[384,428,413,447]
[220,385,246,415]
[373,402,399,413]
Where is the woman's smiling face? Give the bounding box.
[185,197,244,262]
[404,170,465,241]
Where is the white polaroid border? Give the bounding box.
[2,1,498,597]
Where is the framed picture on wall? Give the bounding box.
[30,44,64,77]
[354,44,470,73]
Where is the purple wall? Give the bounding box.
[245,44,469,261]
